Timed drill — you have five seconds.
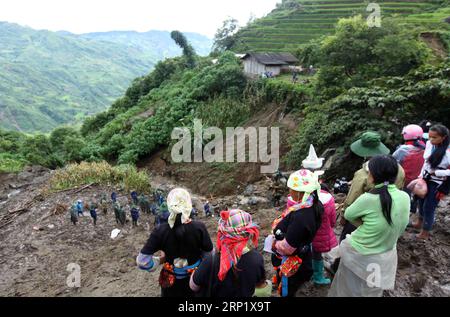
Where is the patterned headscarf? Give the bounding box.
[217,209,259,281]
[287,169,321,203]
[167,188,193,229]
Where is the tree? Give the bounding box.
[295,38,324,67]
[63,136,86,163]
[373,35,429,76]
[50,126,80,152]
[20,134,63,168]
[212,18,240,53]
[170,31,197,68]
[318,16,429,89]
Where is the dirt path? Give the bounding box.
[0,169,449,297]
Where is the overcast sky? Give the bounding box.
[0,0,281,37]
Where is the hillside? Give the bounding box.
[232,0,449,52]
[79,30,212,58]
[0,22,212,132]
[0,3,449,299]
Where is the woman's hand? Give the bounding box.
[352,219,363,227]
[339,215,347,226]
[158,251,166,265]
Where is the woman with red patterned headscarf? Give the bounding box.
[190,209,268,297]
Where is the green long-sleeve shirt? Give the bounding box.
[344,184,410,255]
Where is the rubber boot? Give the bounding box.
[312,259,331,285]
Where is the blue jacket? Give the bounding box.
[76,202,83,214]
[131,206,140,221]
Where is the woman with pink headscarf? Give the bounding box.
[190,209,267,297]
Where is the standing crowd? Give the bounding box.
[132,122,449,297]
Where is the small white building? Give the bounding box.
[241,52,299,78]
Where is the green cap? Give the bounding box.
[350,131,390,158]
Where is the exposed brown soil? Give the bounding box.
[0,166,449,297]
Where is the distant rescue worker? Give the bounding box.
[156,202,170,226]
[130,191,140,227]
[70,203,78,225]
[112,193,126,226]
[191,207,199,218]
[100,193,108,215]
[89,201,98,226]
[139,194,150,214]
[204,201,212,217]
[76,200,84,216]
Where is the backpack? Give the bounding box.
[402,147,425,187]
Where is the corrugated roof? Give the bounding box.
[241,52,299,65]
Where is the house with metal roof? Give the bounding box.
[241,52,299,77]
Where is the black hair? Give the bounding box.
[172,213,196,259]
[368,155,399,226]
[428,124,450,169]
[320,183,331,194]
[311,190,324,229]
[419,120,432,133]
[412,139,426,150]
[173,213,185,244]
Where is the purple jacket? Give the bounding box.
[312,191,338,253]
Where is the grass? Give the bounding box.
[0,153,28,173]
[48,161,152,193]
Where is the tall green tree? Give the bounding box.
[170,31,197,68]
[213,18,239,53]
[317,16,429,93]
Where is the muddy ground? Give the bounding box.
[0,166,449,297]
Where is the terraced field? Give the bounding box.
[234,0,447,52]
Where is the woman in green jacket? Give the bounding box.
[329,155,410,297]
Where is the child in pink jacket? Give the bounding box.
[295,144,338,285]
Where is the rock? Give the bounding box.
[240,197,250,205]
[444,216,450,224]
[440,284,450,295]
[18,171,34,182]
[412,274,427,293]
[111,229,121,239]
[47,224,55,229]
[33,226,44,231]
[240,196,269,206]
[248,197,258,205]
[243,185,255,196]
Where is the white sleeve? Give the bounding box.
[435,169,450,177]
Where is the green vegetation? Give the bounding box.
[1,0,449,180]
[286,15,450,167]
[0,22,212,132]
[48,161,151,193]
[231,0,447,52]
[0,153,28,173]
